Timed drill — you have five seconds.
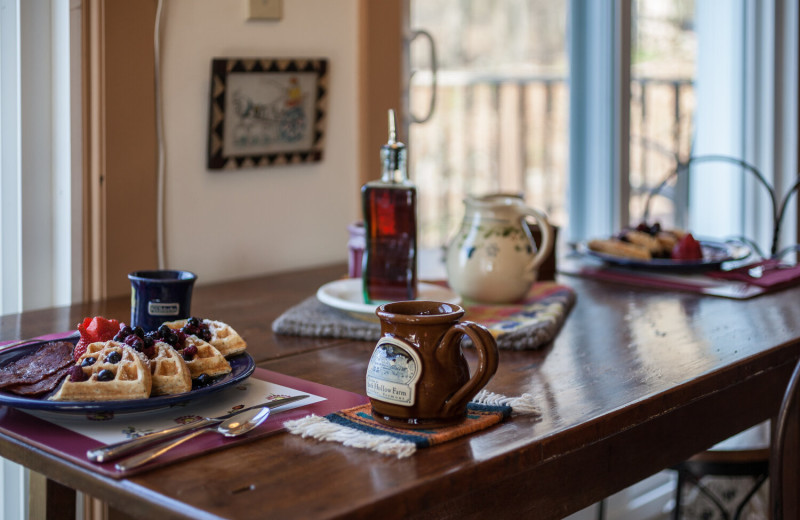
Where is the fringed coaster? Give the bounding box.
[284,390,540,458]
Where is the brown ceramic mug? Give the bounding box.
[366,301,499,429]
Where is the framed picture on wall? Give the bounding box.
[207,57,328,170]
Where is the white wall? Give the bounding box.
[160,0,359,284]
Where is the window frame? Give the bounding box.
[0,0,80,315]
[567,0,631,243]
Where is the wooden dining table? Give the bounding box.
[1,262,799,520]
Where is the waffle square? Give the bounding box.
[180,336,231,379]
[150,342,192,396]
[49,341,152,401]
[165,318,247,357]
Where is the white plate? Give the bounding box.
[316,278,462,315]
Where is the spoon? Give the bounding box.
[115,406,271,471]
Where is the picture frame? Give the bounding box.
[207,57,328,170]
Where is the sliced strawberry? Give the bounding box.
[72,338,90,362]
[671,233,703,260]
[77,317,93,336]
[73,316,121,361]
[92,317,121,341]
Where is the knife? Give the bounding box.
[86,394,310,463]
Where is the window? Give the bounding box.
[409,1,568,249]
[0,0,82,315]
[409,0,797,258]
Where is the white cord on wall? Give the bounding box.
[154,0,166,269]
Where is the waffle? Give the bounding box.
[655,231,679,252]
[165,318,247,357]
[588,238,652,261]
[180,336,231,379]
[150,341,192,396]
[623,230,663,255]
[49,341,152,401]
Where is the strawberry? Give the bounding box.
[671,233,703,261]
[73,316,121,361]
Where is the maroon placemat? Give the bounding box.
[559,258,774,299]
[706,259,800,289]
[0,335,367,478]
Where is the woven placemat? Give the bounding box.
[272,281,576,350]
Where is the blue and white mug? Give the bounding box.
[128,270,197,332]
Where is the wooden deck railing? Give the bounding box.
[409,73,694,247]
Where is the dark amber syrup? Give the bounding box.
[362,185,417,302]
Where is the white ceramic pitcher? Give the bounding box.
[445,194,554,303]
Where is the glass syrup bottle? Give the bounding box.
[361,109,418,303]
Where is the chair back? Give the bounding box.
[771,358,800,520]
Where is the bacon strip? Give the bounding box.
[0,341,74,389]
[5,365,73,396]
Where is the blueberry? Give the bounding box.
[97,369,114,382]
[143,335,154,348]
[106,351,122,364]
[649,222,661,235]
[182,324,198,336]
[194,373,212,387]
[119,325,133,337]
[159,328,177,346]
[124,335,144,351]
[81,356,97,367]
[188,317,201,327]
[133,326,145,339]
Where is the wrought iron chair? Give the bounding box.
[670,443,769,519]
[642,154,798,259]
[770,357,800,520]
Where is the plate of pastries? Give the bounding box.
[583,222,751,271]
[0,316,253,413]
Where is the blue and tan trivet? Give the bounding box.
[284,390,540,458]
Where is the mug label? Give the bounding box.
[366,337,421,407]
[147,301,180,316]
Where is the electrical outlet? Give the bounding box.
[248,0,282,20]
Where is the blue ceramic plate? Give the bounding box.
[581,239,752,272]
[0,337,255,413]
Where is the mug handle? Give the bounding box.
[520,207,554,278]
[437,321,499,416]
